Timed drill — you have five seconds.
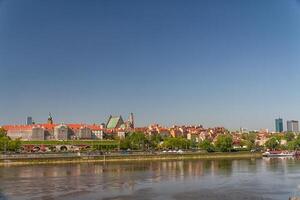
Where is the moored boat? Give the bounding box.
[289,197,300,200]
[262,151,295,157]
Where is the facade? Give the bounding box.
[54,124,68,140]
[92,129,103,139]
[275,118,283,133]
[170,129,183,137]
[117,131,126,139]
[78,126,92,139]
[5,124,55,140]
[31,126,45,140]
[3,123,107,141]
[287,120,299,132]
[158,129,171,137]
[6,128,32,140]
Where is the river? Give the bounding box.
[0,158,299,200]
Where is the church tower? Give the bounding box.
[47,112,53,124]
[129,113,134,129]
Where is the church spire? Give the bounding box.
[48,112,53,124]
[128,113,134,129]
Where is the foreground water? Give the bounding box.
[0,158,300,200]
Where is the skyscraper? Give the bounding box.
[275,118,283,133]
[26,116,33,125]
[287,120,299,132]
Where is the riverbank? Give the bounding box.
[0,152,262,166]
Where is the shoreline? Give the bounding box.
[0,152,262,166]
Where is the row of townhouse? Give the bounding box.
[146,124,231,143]
[145,124,280,148]
[2,124,105,141]
[3,120,274,146]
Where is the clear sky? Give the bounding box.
[0,0,300,130]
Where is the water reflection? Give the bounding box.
[1,158,300,199]
[0,192,8,200]
[0,160,231,180]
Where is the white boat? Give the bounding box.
[289,196,300,200]
[262,151,295,157]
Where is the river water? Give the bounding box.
[0,158,300,200]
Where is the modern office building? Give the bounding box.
[26,116,33,125]
[275,118,283,133]
[287,120,299,132]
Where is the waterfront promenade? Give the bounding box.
[0,151,262,166]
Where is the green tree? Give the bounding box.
[119,138,131,150]
[215,135,233,152]
[287,141,296,150]
[284,132,295,142]
[0,136,9,151]
[148,134,162,150]
[287,137,300,150]
[273,133,283,141]
[241,132,257,150]
[119,132,149,150]
[265,137,280,150]
[199,139,215,152]
[130,132,148,150]
[0,128,7,138]
[0,128,22,152]
[190,138,198,149]
[7,139,21,151]
[162,137,190,150]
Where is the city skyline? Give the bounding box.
[1,0,300,130]
[3,113,300,133]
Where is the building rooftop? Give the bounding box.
[106,116,124,129]
[3,123,103,131]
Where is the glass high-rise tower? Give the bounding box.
[26,116,33,125]
[275,118,283,133]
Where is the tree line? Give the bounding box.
[0,128,21,152]
[265,132,300,151]
[119,132,235,152]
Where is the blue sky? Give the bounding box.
[0,0,300,130]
